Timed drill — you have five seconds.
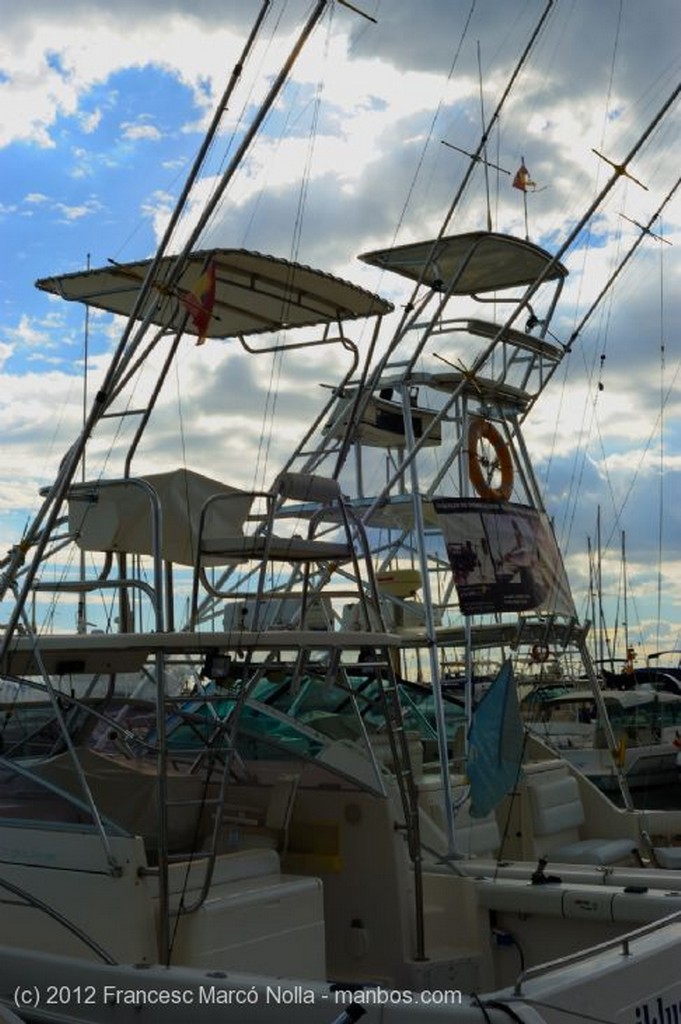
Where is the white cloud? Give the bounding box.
[79,108,102,133]
[53,198,103,221]
[0,341,14,369]
[4,314,53,349]
[120,118,162,142]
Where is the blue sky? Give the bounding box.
[0,0,679,657]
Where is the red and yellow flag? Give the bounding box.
[512,159,536,192]
[182,260,216,345]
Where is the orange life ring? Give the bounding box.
[531,643,550,664]
[468,418,514,501]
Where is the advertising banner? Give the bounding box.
[433,498,575,617]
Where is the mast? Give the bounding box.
[622,529,630,666]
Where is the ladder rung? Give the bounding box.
[166,797,222,808]
[167,851,212,863]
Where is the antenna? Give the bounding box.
[592,148,649,190]
[440,140,511,178]
[620,212,672,244]
[477,41,493,231]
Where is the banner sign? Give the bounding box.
[433,498,575,617]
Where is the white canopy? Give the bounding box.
[359,231,568,294]
[36,249,394,340]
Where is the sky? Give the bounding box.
[0,0,679,660]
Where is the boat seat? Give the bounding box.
[199,534,350,562]
[190,471,377,632]
[465,318,563,360]
[652,847,681,870]
[454,806,501,859]
[195,473,351,565]
[528,775,637,866]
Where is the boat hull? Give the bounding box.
[2,917,681,1024]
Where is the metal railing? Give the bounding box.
[514,908,681,994]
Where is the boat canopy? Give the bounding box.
[36,248,394,339]
[359,231,568,294]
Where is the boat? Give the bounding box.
[521,686,681,800]
[602,652,681,695]
[1,3,681,1023]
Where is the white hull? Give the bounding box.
[3,761,681,1024]
[2,916,681,1024]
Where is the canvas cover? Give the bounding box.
[68,467,253,567]
[467,659,525,817]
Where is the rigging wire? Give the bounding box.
[253,5,335,494]
[383,0,477,252]
[656,229,666,651]
[546,164,680,640]
[550,0,624,553]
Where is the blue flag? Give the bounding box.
[467,659,524,818]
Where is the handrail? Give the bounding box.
[514,908,681,994]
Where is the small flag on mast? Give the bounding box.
[512,158,536,192]
[182,260,216,345]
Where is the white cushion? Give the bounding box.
[654,846,681,870]
[529,777,585,836]
[549,837,636,866]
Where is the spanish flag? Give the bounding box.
[512,159,536,192]
[182,260,216,345]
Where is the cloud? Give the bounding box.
[0,342,14,369]
[53,198,104,221]
[120,118,162,142]
[4,314,54,350]
[79,108,102,134]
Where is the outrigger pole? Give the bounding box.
[562,175,681,355]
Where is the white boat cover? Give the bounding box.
[35,249,394,339]
[359,231,568,294]
[68,467,253,566]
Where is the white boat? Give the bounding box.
[522,687,681,797]
[1,4,681,1024]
